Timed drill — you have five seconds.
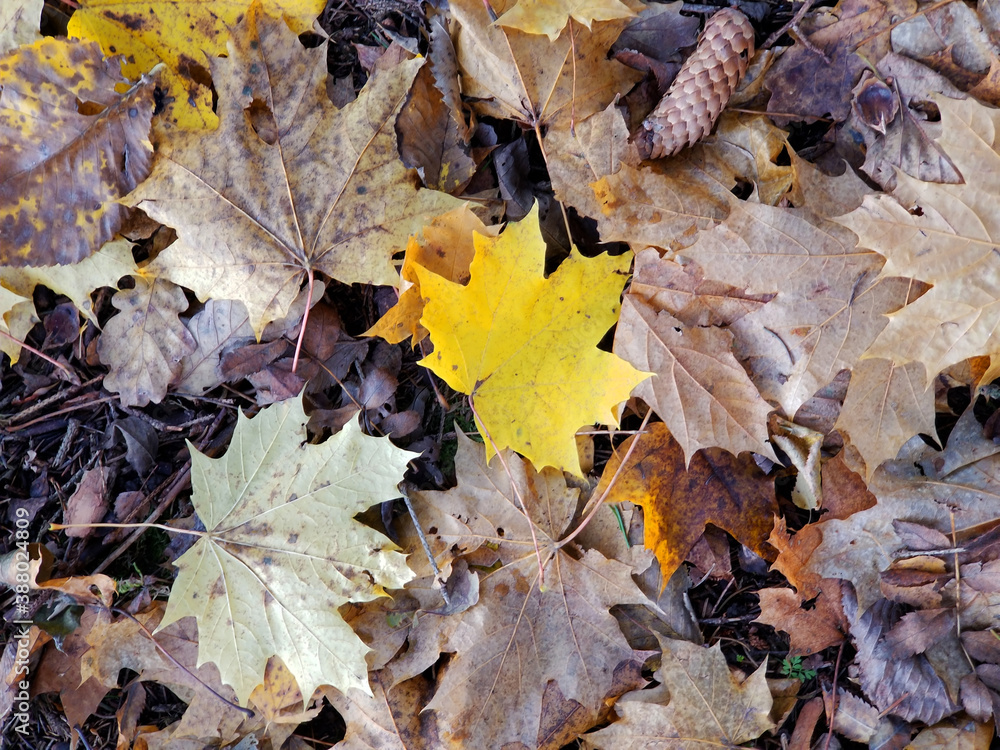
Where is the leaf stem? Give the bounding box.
[291,267,315,374]
[50,522,205,537]
[0,329,75,379]
[533,123,575,249]
[467,395,549,588]
[557,408,652,550]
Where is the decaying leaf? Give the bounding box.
[67,0,324,130]
[596,422,778,582]
[416,204,648,475]
[126,4,460,338]
[585,637,775,749]
[156,394,415,704]
[0,38,154,266]
[401,432,653,748]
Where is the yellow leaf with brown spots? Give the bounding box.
[0,38,154,266]
[156,394,415,705]
[67,0,325,130]
[126,4,462,338]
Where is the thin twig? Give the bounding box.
[0,329,76,379]
[822,640,846,750]
[400,485,451,608]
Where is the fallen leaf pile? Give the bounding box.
[4,0,1000,747]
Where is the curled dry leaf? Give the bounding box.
[0,38,154,266]
[63,467,111,538]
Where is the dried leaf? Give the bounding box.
[401,432,654,748]
[586,637,775,749]
[126,5,461,337]
[838,95,1000,381]
[97,274,197,407]
[451,0,641,129]
[596,422,778,582]
[614,294,775,461]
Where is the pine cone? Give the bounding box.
[635,8,755,160]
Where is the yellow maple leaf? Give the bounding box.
[496,0,636,41]
[67,0,324,130]
[416,204,649,475]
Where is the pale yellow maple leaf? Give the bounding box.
[416,204,649,476]
[838,95,1000,383]
[67,0,324,130]
[0,38,154,266]
[125,4,461,338]
[156,395,415,705]
[586,637,775,749]
[496,0,635,41]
